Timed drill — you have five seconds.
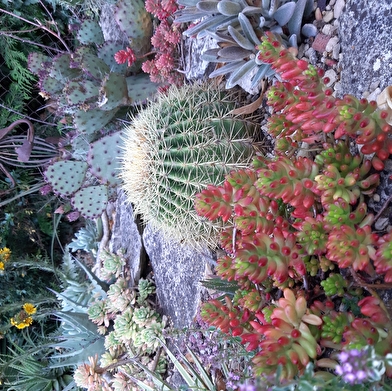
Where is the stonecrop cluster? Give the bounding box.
[195,32,392,383]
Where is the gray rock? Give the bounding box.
[143,223,213,328]
[333,0,345,19]
[323,10,334,23]
[325,36,339,53]
[182,34,219,81]
[339,1,392,97]
[108,189,145,281]
[324,69,337,87]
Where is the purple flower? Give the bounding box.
[39,184,52,196]
[238,383,257,391]
[335,347,373,385]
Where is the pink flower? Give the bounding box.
[114,47,136,67]
[155,52,175,72]
[39,184,52,195]
[66,211,80,222]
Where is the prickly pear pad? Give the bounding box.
[71,185,108,219]
[44,161,88,197]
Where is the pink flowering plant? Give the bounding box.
[114,0,183,87]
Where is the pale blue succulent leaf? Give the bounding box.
[176,0,198,6]
[226,60,257,88]
[175,10,208,23]
[240,5,263,15]
[184,15,236,37]
[273,1,296,26]
[287,0,307,42]
[217,0,243,16]
[251,63,272,87]
[196,0,219,13]
[288,33,298,48]
[218,45,253,59]
[205,30,236,43]
[270,25,283,34]
[228,25,255,50]
[209,60,246,78]
[238,12,261,45]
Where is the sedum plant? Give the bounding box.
[120,82,261,246]
[191,31,392,384]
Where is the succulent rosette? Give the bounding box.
[255,156,319,216]
[249,289,322,379]
[294,215,328,256]
[374,232,392,281]
[326,224,377,272]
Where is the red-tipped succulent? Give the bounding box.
[326,225,378,272]
[255,156,319,217]
[375,232,392,282]
[257,32,392,161]
[250,289,322,379]
[314,161,379,206]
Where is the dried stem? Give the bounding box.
[374,194,392,222]
[0,31,65,53]
[0,7,70,52]
[350,267,392,290]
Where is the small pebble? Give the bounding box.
[332,43,341,60]
[325,58,337,67]
[333,0,345,19]
[324,69,337,86]
[367,87,381,102]
[297,43,306,59]
[325,5,331,10]
[375,217,389,231]
[305,47,318,65]
[323,10,334,23]
[322,24,337,35]
[334,82,342,95]
[369,80,381,91]
[315,7,323,20]
[312,33,331,52]
[373,194,381,202]
[325,36,339,52]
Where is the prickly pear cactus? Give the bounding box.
[71,185,109,219]
[88,131,124,186]
[44,161,88,197]
[76,19,105,45]
[114,0,152,54]
[98,73,130,110]
[73,107,119,135]
[27,19,159,137]
[27,52,49,74]
[121,83,259,245]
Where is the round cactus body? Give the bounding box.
[121,83,260,246]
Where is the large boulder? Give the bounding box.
[339,0,392,97]
[340,1,392,300]
[142,223,213,328]
[108,189,146,281]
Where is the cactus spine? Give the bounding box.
[121,83,260,245]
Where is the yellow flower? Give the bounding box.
[10,316,33,329]
[0,247,11,262]
[23,303,37,315]
[0,261,4,271]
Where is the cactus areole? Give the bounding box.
[121,83,261,246]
